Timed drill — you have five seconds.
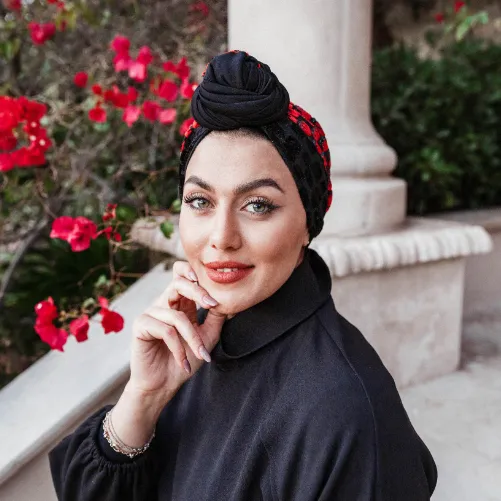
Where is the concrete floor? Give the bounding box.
[401,310,501,501]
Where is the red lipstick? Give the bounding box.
[204,261,254,284]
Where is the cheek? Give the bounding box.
[179,209,206,259]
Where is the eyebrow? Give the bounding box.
[184,175,285,195]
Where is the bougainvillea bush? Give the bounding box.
[0,0,227,387]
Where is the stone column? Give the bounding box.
[228,0,406,236]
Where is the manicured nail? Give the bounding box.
[199,345,211,363]
[188,271,198,282]
[202,295,218,307]
[183,359,191,374]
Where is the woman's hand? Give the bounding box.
[128,260,226,402]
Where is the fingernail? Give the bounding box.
[183,359,191,374]
[202,295,218,307]
[188,271,198,282]
[199,345,211,363]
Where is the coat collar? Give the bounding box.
[202,248,332,364]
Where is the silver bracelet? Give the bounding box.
[102,409,155,459]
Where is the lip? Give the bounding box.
[204,261,254,284]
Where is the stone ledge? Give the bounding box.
[426,207,501,234]
[0,263,173,485]
[131,216,493,278]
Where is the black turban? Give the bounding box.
[178,50,332,240]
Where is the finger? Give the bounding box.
[200,310,227,350]
[167,277,218,309]
[172,260,198,282]
[135,314,188,370]
[145,306,211,362]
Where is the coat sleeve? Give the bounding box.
[261,389,437,501]
[49,405,161,501]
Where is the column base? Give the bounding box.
[321,177,407,237]
[312,217,492,388]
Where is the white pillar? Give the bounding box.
[228,0,406,237]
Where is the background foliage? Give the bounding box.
[0,0,227,387]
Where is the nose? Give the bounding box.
[208,204,242,251]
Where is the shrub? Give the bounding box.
[372,38,501,215]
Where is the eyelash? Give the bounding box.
[182,193,279,216]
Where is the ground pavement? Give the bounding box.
[402,309,501,501]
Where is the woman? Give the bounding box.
[49,51,438,500]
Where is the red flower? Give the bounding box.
[189,1,210,17]
[0,154,15,172]
[103,86,129,108]
[102,203,117,221]
[91,84,103,96]
[127,87,139,102]
[50,216,75,240]
[98,297,124,334]
[0,133,17,152]
[154,79,178,102]
[454,1,466,13]
[110,35,130,54]
[50,216,98,252]
[3,0,22,11]
[28,22,56,45]
[179,117,195,135]
[142,101,160,121]
[35,321,68,351]
[162,57,190,80]
[73,71,88,88]
[34,296,58,323]
[69,315,89,343]
[158,108,177,124]
[113,52,131,72]
[18,96,47,122]
[434,12,445,23]
[0,96,22,132]
[123,105,141,127]
[89,105,107,123]
[180,79,197,99]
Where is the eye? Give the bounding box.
[183,194,211,211]
[244,197,279,216]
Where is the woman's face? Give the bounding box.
[179,132,309,316]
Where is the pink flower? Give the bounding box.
[113,52,131,72]
[158,108,177,124]
[69,315,89,342]
[73,72,88,88]
[123,105,141,127]
[128,47,153,82]
[88,105,107,123]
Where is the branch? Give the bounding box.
[0,219,49,311]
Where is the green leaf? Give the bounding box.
[160,219,174,239]
[170,199,181,213]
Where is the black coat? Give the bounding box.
[49,249,438,500]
